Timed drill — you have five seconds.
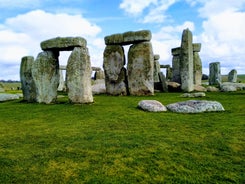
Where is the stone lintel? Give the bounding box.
[92,66,102,71]
[171,47,181,56]
[160,64,171,68]
[154,54,160,60]
[59,65,66,70]
[41,37,87,51]
[104,30,151,45]
[193,43,201,52]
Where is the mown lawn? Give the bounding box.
[0,91,244,183]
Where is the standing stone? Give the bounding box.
[158,72,168,92]
[20,56,36,102]
[209,62,222,85]
[171,47,181,83]
[32,51,59,104]
[94,70,105,80]
[103,45,127,95]
[153,55,161,82]
[58,70,65,91]
[193,43,202,85]
[127,42,154,95]
[228,69,237,83]
[180,28,194,92]
[66,47,93,103]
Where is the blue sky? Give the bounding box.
[0,0,245,80]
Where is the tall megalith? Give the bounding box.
[32,51,59,104]
[66,47,93,103]
[180,28,194,92]
[193,43,202,86]
[20,56,36,102]
[103,45,127,95]
[127,42,154,95]
[209,62,221,85]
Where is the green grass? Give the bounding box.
[0,91,245,183]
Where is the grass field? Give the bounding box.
[0,90,244,183]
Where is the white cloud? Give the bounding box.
[0,10,102,80]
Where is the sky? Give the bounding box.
[0,0,245,80]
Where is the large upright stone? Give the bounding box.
[32,51,59,104]
[153,55,161,82]
[127,42,154,95]
[228,69,237,83]
[57,70,65,91]
[209,62,222,85]
[66,47,93,103]
[41,37,87,51]
[171,47,181,83]
[180,28,194,92]
[103,45,127,95]
[193,43,202,85]
[20,56,36,102]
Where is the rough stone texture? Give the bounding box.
[94,70,105,80]
[193,51,202,85]
[220,82,245,92]
[180,28,194,92]
[194,85,207,92]
[41,37,87,51]
[0,93,20,102]
[138,100,167,112]
[105,30,151,45]
[66,47,93,103]
[180,92,205,98]
[209,62,222,85]
[167,100,225,113]
[167,82,181,92]
[228,69,237,83]
[103,45,127,95]
[193,43,201,52]
[171,48,181,83]
[154,54,160,60]
[206,86,219,92]
[127,42,154,95]
[32,51,59,104]
[158,72,168,92]
[92,79,106,95]
[20,56,37,102]
[57,70,66,91]
[153,60,161,82]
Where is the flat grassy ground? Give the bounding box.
[0,90,244,183]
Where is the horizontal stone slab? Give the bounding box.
[171,47,181,55]
[105,30,152,45]
[154,54,160,60]
[193,43,201,52]
[41,37,87,51]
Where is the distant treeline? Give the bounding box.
[0,80,20,83]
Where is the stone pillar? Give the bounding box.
[20,56,36,102]
[94,70,105,80]
[66,47,93,103]
[153,54,160,82]
[103,45,127,95]
[32,51,59,104]
[180,28,194,92]
[127,42,154,95]
[58,69,65,91]
[228,69,237,83]
[193,43,202,86]
[209,62,222,85]
[171,47,181,83]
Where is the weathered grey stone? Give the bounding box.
[193,51,202,85]
[153,60,161,82]
[20,56,36,102]
[138,100,167,112]
[94,70,105,80]
[57,70,65,91]
[172,52,181,83]
[220,82,245,92]
[171,47,181,56]
[127,42,154,95]
[66,47,93,103]
[228,69,237,83]
[167,81,181,92]
[32,51,59,104]
[180,92,205,98]
[209,62,222,85]
[92,79,106,95]
[167,100,225,113]
[193,43,201,52]
[154,54,160,60]
[194,85,207,92]
[92,66,102,71]
[41,37,87,51]
[206,86,219,92]
[0,93,20,102]
[180,28,194,92]
[60,65,66,70]
[103,45,127,95]
[158,72,168,92]
[104,30,151,45]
